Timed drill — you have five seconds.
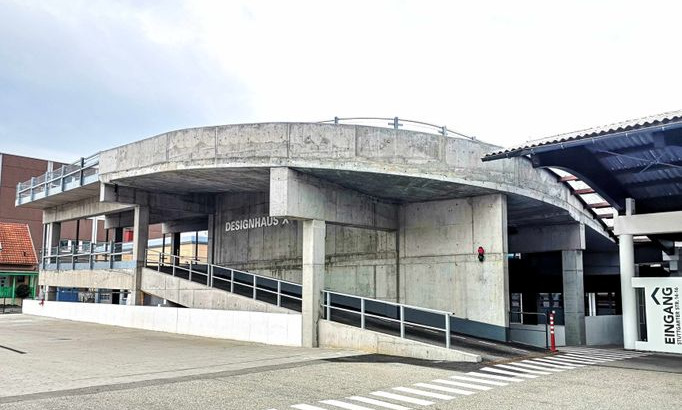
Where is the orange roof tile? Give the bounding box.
[0,222,38,266]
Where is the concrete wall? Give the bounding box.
[23,299,302,346]
[141,268,292,313]
[399,195,509,327]
[98,123,606,236]
[213,192,398,301]
[38,269,135,290]
[585,315,623,346]
[509,323,566,348]
[319,320,480,362]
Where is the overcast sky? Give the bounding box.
[1,0,681,163]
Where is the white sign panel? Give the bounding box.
[632,277,682,354]
[225,216,290,232]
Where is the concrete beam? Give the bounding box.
[614,210,682,236]
[270,167,397,231]
[161,216,208,234]
[43,196,133,224]
[100,183,214,216]
[104,211,134,229]
[509,223,586,253]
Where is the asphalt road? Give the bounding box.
[1,314,680,410]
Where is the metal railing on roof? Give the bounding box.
[16,154,99,205]
[318,116,476,140]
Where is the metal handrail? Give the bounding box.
[146,250,302,309]
[16,153,99,201]
[318,116,476,140]
[323,289,454,349]
[42,240,133,270]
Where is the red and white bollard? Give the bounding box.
[549,310,557,352]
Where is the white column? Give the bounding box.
[302,219,325,348]
[618,198,638,350]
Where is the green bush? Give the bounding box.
[15,284,31,299]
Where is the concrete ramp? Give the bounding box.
[319,320,481,363]
[141,268,291,314]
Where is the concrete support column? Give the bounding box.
[562,250,586,345]
[618,198,638,350]
[207,214,215,265]
[47,222,61,255]
[171,232,181,257]
[129,206,149,306]
[302,219,325,348]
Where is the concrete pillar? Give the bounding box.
[171,232,181,257]
[471,194,509,328]
[618,199,638,349]
[47,222,61,255]
[207,214,215,265]
[562,250,586,345]
[302,219,325,348]
[129,206,149,306]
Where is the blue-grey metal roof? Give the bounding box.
[483,110,682,216]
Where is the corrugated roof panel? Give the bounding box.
[484,109,682,159]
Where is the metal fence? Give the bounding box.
[318,116,475,140]
[16,154,99,205]
[42,241,134,270]
[145,250,303,311]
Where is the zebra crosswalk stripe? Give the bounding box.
[291,404,327,410]
[347,396,412,410]
[467,371,525,382]
[449,375,508,386]
[532,357,585,367]
[432,378,493,391]
[413,382,475,395]
[480,367,538,379]
[319,399,376,410]
[494,363,552,375]
[511,361,565,372]
[392,386,455,400]
[370,391,434,406]
[524,359,575,369]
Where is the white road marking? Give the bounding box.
[413,382,475,396]
[392,386,455,400]
[320,399,375,410]
[291,404,327,410]
[524,359,575,370]
[551,356,599,365]
[432,379,492,391]
[512,361,565,372]
[494,364,552,375]
[562,354,609,362]
[466,371,525,382]
[449,375,508,386]
[480,367,537,379]
[347,396,412,410]
[532,357,585,367]
[370,391,434,406]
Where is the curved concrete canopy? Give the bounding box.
[98,122,609,236]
